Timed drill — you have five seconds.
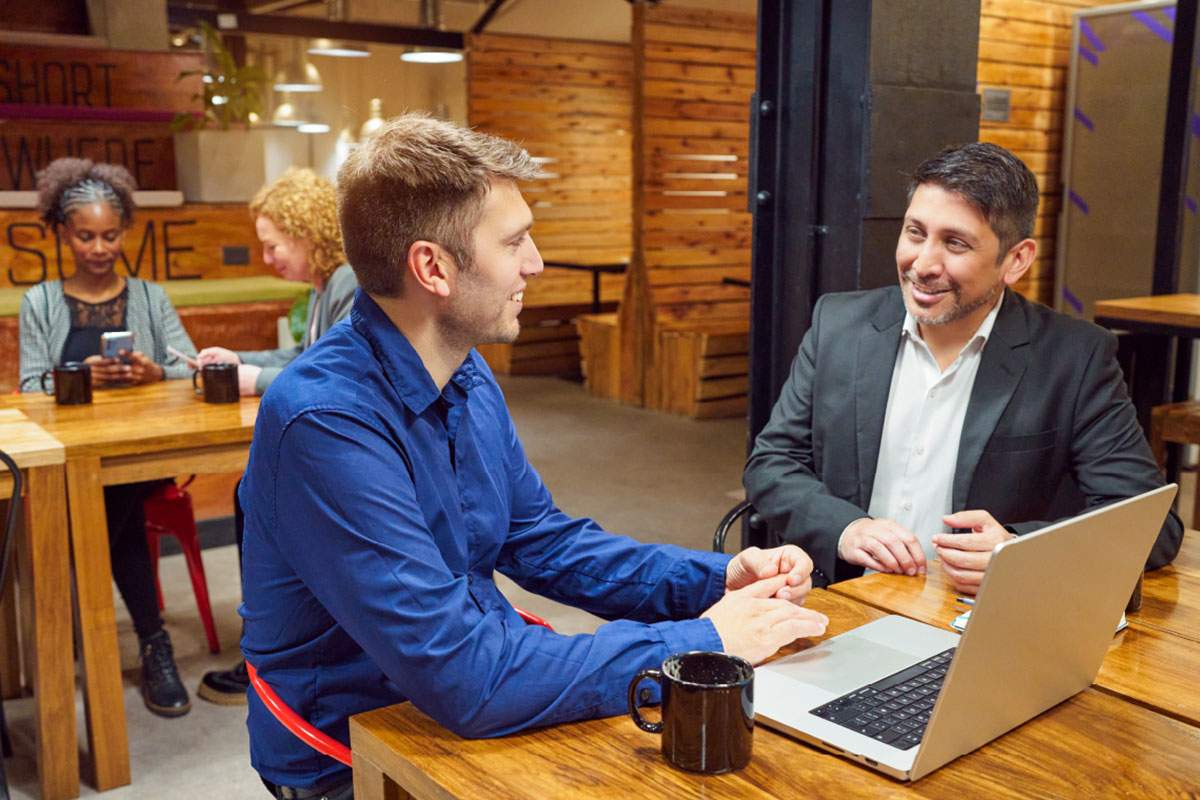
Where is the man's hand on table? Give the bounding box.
[703,575,829,665]
[725,544,815,603]
[932,509,1015,596]
[838,517,927,576]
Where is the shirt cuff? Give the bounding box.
[695,551,732,611]
[657,616,726,657]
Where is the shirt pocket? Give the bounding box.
[983,428,1058,454]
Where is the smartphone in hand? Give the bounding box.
[100,330,135,363]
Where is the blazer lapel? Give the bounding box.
[953,291,1032,509]
[855,293,905,505]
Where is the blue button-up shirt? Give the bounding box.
[240,291,730,787]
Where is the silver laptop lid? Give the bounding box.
[910,484,1177,779]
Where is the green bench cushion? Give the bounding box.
[0,276,311,317]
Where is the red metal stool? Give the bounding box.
[247,606,554,767]
[144,478,221,654]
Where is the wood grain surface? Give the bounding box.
[350,590,1200,800]
[1093,294,1200,329]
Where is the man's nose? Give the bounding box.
[523,242,544,277]
[911,243,942,275]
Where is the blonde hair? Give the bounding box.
[250,168,346,285]
[337,112,540,297]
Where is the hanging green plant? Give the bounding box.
[172,21,268,131]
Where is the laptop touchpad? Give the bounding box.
[770,634,920,696]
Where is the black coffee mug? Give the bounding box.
[41,362,93,405]
[193,363,239,403]
[628,651,754,774]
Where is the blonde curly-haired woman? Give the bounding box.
[197,167,358,395]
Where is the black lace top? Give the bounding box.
[60,285,129,364]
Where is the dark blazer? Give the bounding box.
[744,285,1183,585]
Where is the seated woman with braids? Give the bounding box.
[18,157,196,717]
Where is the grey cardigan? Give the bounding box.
[19,277,197,393]
[236,264,358,394]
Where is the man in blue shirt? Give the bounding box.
[240,113,829,799]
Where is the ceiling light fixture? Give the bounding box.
[274,40,323,93]
[307,0,369,58]
[401,0,463,64]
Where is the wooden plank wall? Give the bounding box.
[620,3,755,414]
[978,0,1114,306]
[467,33,632,375]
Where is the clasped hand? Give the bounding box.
[838,511,1014,595]
[932,510,1014,595]
[702,545,829,665]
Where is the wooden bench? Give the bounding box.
[0,277,310,393]
[576,312,621,398]
[656,319,749,419]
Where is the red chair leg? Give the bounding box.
[144,483,221,654]
[179,530,220,654]
[145,527,166,611]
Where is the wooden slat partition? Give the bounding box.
[467,33,632,377]
[619,3,755,416]
[978,0,1113,305]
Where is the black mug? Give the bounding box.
[40,362,93,405]
[628,651,754,774]
[193,363,239,403]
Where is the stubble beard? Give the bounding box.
[902,269,1002,326]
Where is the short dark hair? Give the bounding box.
[907,142,1038,254]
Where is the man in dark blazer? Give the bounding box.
[744,142,1182,593]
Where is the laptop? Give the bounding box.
[754,484,1177,781]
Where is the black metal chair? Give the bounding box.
[712,499,767,553]
[0,449,22,800]
[713,499,829,587]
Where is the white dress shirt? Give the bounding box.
[865,294,1004,563]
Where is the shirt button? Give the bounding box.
[915,446,925,456]
[929,389,937,398]
[902,501,913,511]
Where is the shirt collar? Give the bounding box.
[350,290,486,415]
[902,289,1004,351]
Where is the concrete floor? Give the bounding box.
[3,374,749,798]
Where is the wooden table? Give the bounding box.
[1,381,259,793]
[0,410,75,800]
[348,589,1200,799]
[1093,294,1200,458]
[829,531,1200,727]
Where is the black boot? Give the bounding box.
[139,630,191,717]
[197,659,249,706]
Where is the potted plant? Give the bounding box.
[172,22,306,202]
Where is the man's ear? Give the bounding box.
[406,240,452,298]
[1001,238,1037,286]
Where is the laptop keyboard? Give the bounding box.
[808,648,955,750]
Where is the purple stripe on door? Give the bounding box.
[1069,190,1089,214]
[1132,10,1173,44]
[1062,287,1084,315]
[1080,20,1106,52]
